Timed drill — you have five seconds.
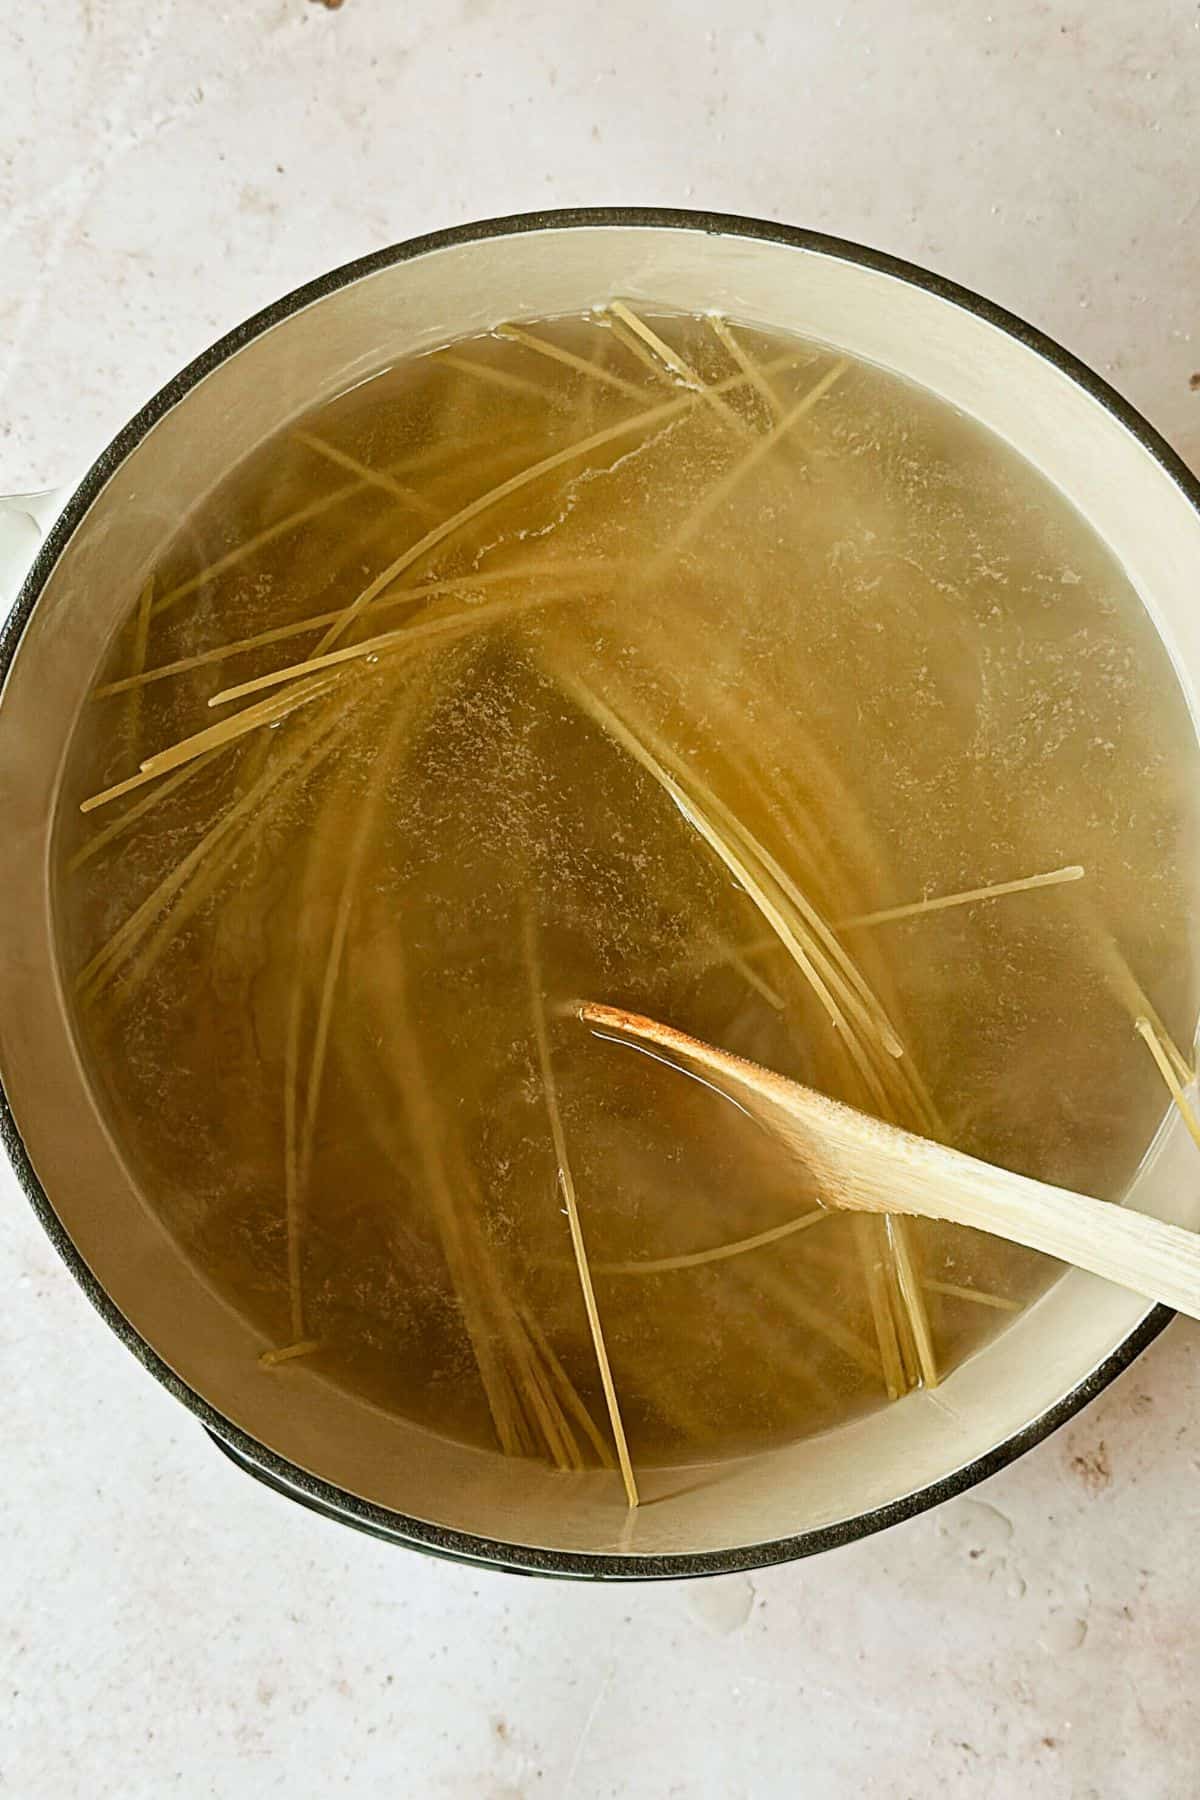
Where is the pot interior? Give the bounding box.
[2,218,1198,1564]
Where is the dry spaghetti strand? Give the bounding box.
[839,864,1085,930]
[524,905,639,1509]
[1135,1016,1200,1153]
[594,1208,828,1276]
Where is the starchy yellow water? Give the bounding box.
[54,306,1200,1471]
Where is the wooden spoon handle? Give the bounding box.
[905,1151,1200,1322]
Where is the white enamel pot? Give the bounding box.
[2,209,1198,1578]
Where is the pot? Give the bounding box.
[3,208,1198,1579]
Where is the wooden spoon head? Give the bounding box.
[576,1000,898,1216]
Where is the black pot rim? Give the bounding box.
[2,205,1187,1580]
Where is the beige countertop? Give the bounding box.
[3,2,1200,1795]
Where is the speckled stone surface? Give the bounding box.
[3,2,1200,1795]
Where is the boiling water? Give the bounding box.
[55,307,1200,1473]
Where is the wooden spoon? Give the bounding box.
[579,1001,1200,1323]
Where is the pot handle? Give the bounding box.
[0,488,66,615]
